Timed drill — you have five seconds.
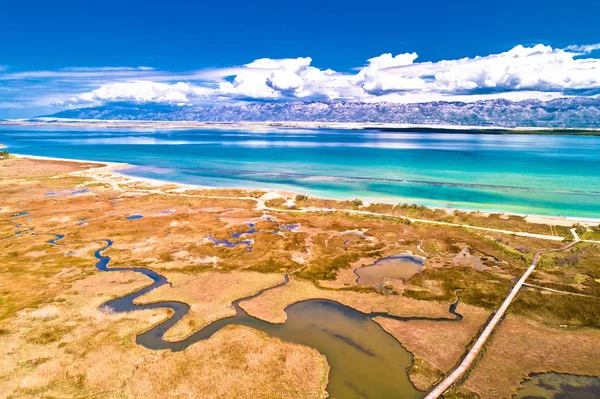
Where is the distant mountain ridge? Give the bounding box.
[46,97,600,128]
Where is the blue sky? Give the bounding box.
[1,0,600,118]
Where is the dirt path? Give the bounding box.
[74,169,570,243]
[423,229,581,399]
[263,206,567,242]
[11,155,588,243]
[522,282,598,298]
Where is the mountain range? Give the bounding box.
[46,97,600,128]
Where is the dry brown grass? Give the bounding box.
[240,277,453,324]
[126,325,329,399]
[318,267,360,289]
[0,270,328,399]
[136,271,285,341]
[2,157,596,399]
[461,315,600,399]
[181,188,266,198]
[0,158,330,398]
[360,202,572,236]
[0,158,103,180]
[374,304,491,391]
[0,271,168,397]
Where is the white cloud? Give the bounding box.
[565,43,600,53]
[62,66,155,72]
[356,53,425,94]
[67,81,210,105]
[3,43,600,111]
[218,57,337,99]
[359,44,600,97]
[429,44,600,92]
[0,66,158,81]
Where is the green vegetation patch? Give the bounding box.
[408,356,444,390]
[297,253,361,281]
[534,243,600,297]
[404,267,511,309]
[248,257,299,273]
[511,290,600,328]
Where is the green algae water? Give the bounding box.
[1,126,599,218]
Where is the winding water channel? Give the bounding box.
[95,240,462,399]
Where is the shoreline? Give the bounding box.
[3,119,600,135]
[13,153,600,227]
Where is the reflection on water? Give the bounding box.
[95,241,463,399]
[2,127,600,217]
[11,211,30,218]
[356,255,424,285]
[516,373,600,399]
[136,299,427,399]
[220,300,422,399]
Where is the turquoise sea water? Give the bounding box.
[1,126,599,218]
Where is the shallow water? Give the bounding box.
[279,223,300,231]
[515,373,600,398]
[2,126,600,217]
[208,235,253,251]
[231,222,258,238]
[356,255,425,285]
[47,234,65,245]
[209,220,299,251]
[95,240,462,399]
[11,211,30,218]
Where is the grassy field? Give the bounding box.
[136,271,285,341]
[374,304,491,391]
[459,314,600,399]
[268,195,575,237]
[1,157,598,398]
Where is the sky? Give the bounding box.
[1,0,600,118]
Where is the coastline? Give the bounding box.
[4,150,600,399]
[3,119,600,135]
[13,153,600,227]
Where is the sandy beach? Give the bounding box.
[13,153,600,227]
[2,152,599,399]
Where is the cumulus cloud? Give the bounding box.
[430,44,600,92]
[66,81,211,105]
[357,53,425,94]
[3,43,600,111]
[216,57,357,100]
[357,44,600,97]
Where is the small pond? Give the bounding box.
[515,373,600,398]
[356,255,425,285]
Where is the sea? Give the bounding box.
[1,126,599,219]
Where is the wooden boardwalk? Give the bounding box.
[424,229,581,399]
